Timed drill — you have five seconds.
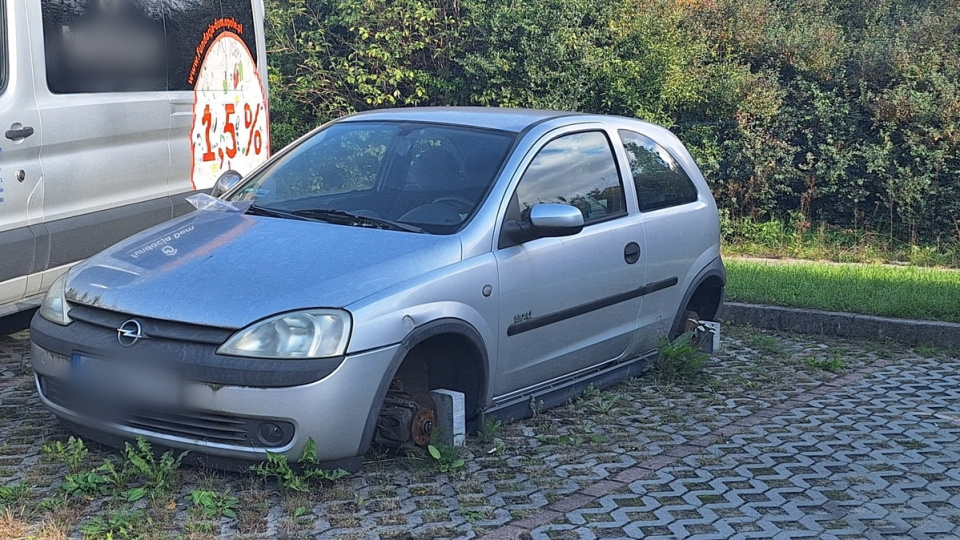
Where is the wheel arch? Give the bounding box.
[669,258,727,338]
[358,318,489,454]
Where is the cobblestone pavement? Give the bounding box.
[2,322,959,539]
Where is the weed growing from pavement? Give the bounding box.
[749,334,786,357]
[79,508,149,539]
[478,417,503,444]
[426,444,466,473]
[41,436,88,473]
[571,383,623,416]
[897,438,927,449]
[122,436,186,497]
[804,355,848,372]
[50,436,185,503]
[529,395,544,421]
[537,422,607,447]
[0,483,29,507]
[653,331,709,382]
[249,438,348,492]
[59,469,111,498]
[190,488,239,519]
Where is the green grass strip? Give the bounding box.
[725,259,960,323]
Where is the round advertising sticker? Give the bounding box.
[190,31,269,190]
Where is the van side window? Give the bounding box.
[41,0,167,93]
[40,0,259,94]
[515,131,625,225]
[619,130,698,212]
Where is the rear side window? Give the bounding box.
[41,0,258,93]
[619,130,698,212]
[516,131,625,224]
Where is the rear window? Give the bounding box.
[41,0,258,93]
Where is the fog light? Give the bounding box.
[258,422,285,445]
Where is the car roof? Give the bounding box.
[339,107,587,133]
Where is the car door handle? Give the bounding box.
[624,242,641,264]
[5,126,35,140]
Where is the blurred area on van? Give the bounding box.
[0,0,270,317]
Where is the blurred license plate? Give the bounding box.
[71,353,181,408]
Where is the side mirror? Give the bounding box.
[210,170,243,198]
[504,203,584,244]
[529,203,585,235]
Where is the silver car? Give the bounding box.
[30,108,725,471]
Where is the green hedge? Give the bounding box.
[265,0,960,245]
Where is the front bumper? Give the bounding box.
[31,334,399,471]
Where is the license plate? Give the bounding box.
[71,353,181,408]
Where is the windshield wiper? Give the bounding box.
[246,204,312,221]
[292,209,423,233]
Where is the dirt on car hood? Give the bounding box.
[63,210,463,329]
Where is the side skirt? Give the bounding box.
[482,351,656,425]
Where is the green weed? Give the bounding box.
[653,331,709,382]
[427,444,465,474]
[804,355,848,372]
[41,436,88,473]
[190,489,239,520]
[749,334,786,357]
[478,418,503,444]
[79,508,149,539]
[0,483,29,506]
[250,438,348,492]
[537,423,606,447]
[59,470,111,498]
[122,436,186,496]
[574,383,621,415]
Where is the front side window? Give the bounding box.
[515,131,625,224]
[619,130,698,212]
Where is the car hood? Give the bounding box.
[64,211,463,328]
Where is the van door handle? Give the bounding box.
[5,126,35,140]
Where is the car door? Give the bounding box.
[492,128,647,399]
[0,0,45,310]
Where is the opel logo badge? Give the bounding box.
[117,319,145,347]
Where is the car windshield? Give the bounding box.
[229,121,516,234]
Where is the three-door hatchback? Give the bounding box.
[30,108,725,471]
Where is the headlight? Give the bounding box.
[38,273,73,326]
[217,309,351,359]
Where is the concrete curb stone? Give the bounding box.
[722,302,960,349]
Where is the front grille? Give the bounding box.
[39,376,294,448]
[67,304,233,344]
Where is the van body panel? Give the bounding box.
[0,0,44,305]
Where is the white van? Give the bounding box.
[0,0,270,317]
